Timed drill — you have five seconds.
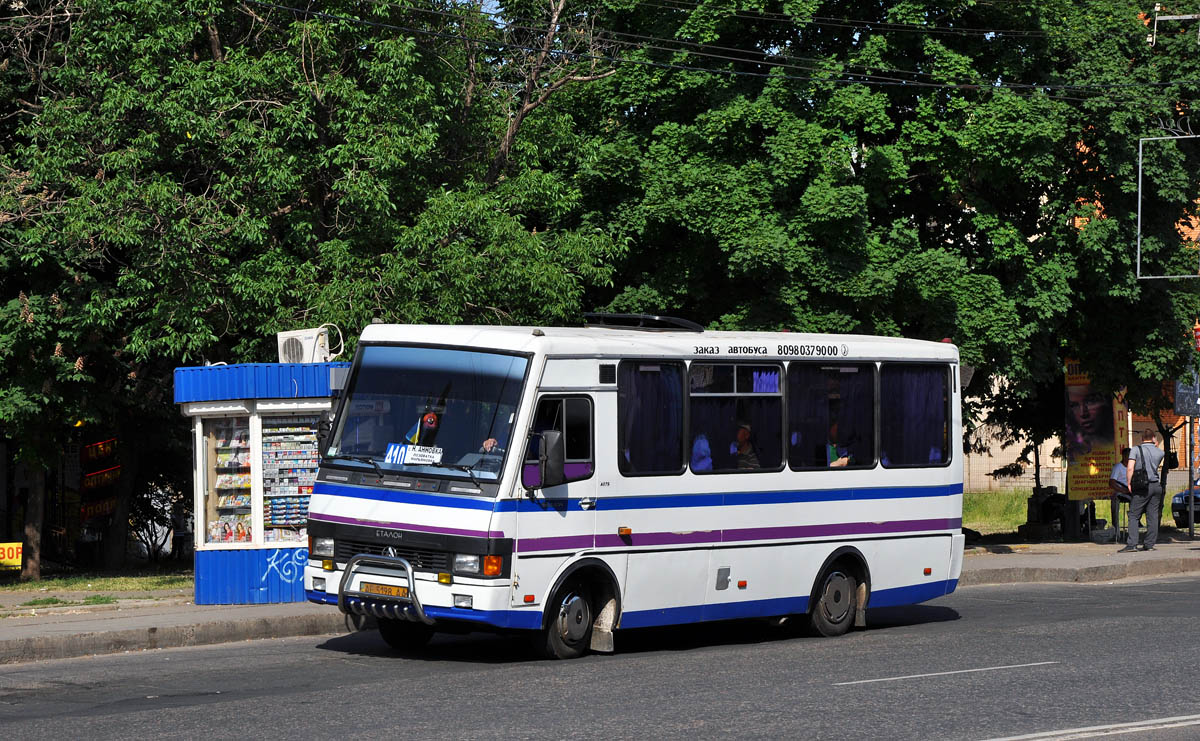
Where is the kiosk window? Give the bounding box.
[524,397,593,482]
[202,416,253,544]
[787,363,875,470]
[880,364,950,467]
[618,361,685,475]
[688,363,783,473]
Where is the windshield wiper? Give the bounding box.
[428,462,482,489]
[328,454,383,479]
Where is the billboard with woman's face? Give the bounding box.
[1065,360,1128,500]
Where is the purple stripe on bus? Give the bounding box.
[721,517,962,543]
[592,530,720,548]
[309,512,505,539]
[513,534,595,553]
[527,517,962,553]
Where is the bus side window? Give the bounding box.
[787,363,875,470]
[880,364,950,468]
[688,363,783,473]
[618,361,685,476]
[524,397,594,483]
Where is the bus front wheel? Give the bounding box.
[541,580,593,659]
[809,566,857,638]
[378,618,434,651]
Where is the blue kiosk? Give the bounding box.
[174,362,348,604]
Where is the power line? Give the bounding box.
[241,0,1193,100]
[600,0,1051,37]
[361,0,1195,94]
[364,0,964,85]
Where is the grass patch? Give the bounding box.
[0,572,193,593]
[82,595,117,605]
[963,490,1028,534]
[20,596,68,607]
[965,489,1177,535]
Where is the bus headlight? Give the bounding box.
[310,537,335,558]
[454,554,481,574]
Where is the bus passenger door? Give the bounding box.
[511,395,597,606]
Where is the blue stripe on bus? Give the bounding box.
[495,482,963,513]
[423,606,543,630]
[305,590,542,628]
[313,482,497,510]
[312,481,961,514]
[308,580,959,631]
[867,578,958,607]
[307,590,338,605]
[619,596,812,629]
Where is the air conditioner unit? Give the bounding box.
[277,328,331,364]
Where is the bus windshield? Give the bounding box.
[325,345,528,482]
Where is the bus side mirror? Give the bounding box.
[317,417,333,455]
[523,430,566,490]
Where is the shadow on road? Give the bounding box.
[315,629,542,664]
[864,604,960,630]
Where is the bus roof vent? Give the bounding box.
[583,313,704,333]
[599,364,616,384]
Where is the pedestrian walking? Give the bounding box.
[1119,430,1166,553]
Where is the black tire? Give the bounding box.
[809,565,857,638]
[541,580,593,659]
[378,618,434,651]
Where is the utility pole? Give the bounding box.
[1147,4,1200,46]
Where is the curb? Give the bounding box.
[0,612,356,665]
[960,558,1200,586]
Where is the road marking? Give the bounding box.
[833,661,1059,686]
[981,713,1200,740]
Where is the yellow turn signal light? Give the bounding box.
[483,555,503,576]
[322,559,334,571]
[438,572,453,585]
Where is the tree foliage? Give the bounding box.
[2,0,1200,569]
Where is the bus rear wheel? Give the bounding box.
[541,580,593,659]
[378,618,434,651]
[809,566,857,638]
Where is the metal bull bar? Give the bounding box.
[337,554,435,625]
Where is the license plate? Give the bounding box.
[360,581,409,599]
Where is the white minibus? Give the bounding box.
[304,314,965,658]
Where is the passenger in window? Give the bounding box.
[691,434,713,472]
[827,422,852,468]
[730,422,760,469]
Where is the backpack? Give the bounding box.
[1130,445,1151,497]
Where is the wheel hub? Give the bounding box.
[820,571,853,623]
[557,592,591,643]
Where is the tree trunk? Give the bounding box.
[1033,441,1042,491]
[20,469,44,581]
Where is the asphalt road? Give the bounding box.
[2,576,1199,740]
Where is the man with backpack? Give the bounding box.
[1119,429,1167,553]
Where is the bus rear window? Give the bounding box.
[618,361,685,476]
[880,364,950,467]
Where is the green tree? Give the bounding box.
[0,0,621,574]
[569,0,1200,450]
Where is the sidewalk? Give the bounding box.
[1,535,1198,665]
